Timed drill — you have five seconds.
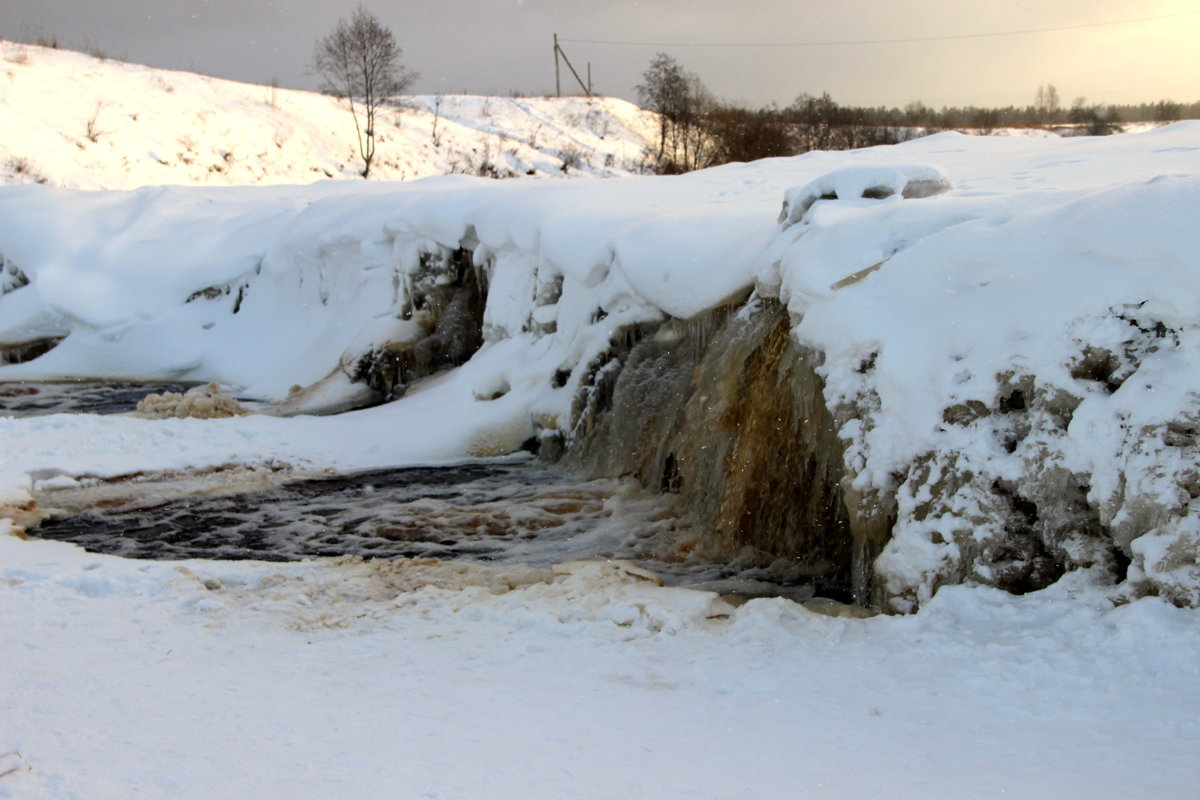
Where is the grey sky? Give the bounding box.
[3,0,1197,108]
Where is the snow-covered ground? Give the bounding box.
[1,47,1199,798]
[0,40,659,188]
[3,535,1198,799]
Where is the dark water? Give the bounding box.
[0,381,198,417]
[20,381,817,597]
[37,463,632,560]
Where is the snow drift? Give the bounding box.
[3,123,1200,610]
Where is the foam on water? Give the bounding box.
[31,460,813,599]
[0,381,199,417]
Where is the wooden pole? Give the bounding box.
[554,33,561,97]
[556,44,591,97]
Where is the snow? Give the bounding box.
[3,536,1198,799]
[0,41,660,189]
[4,127,1199,541]
[1,121,1198,556]
[777,162,952,226]
[4,125,1200,606]
[2,45,1200,798]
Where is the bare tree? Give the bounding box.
[636,53,715,172]
[703,104,796,164]
[637,53,690,161]
[313,5,417,177]
[789,93,896,152]
[1035,84,1061,123]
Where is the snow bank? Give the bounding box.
[0,40,659,189]
[767,140,1200,608]
[3,123,1200,608]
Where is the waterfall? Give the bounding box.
[561,295,890,603]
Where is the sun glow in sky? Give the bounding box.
[2,0,1197,109]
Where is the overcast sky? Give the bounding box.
[3,0,1198,109]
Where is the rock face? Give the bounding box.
[353,247,486,400]
[544,165,1199,610]
[550,290,1199,610]
[0,337,61,366]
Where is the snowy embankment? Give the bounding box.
[0,40,658,188]
[3,124,1200,609]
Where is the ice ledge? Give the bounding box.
[778,164,952,227]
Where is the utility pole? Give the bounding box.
[552,34,591,97]
[554,33,561,97]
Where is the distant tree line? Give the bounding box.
[636,55,1199,174]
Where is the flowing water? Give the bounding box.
[562,299,883,603]
[0,380,199,417]
[10,380,820,600]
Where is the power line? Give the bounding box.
[558,10,1200,49]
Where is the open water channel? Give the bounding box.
[3,381,819,600]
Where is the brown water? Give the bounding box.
[0,381,199,417]
[33,459,817,599]
[561,299,880,603]
[12,382,816,597]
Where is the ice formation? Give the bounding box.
[3,124,1200,610]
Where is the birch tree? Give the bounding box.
[313,5,417,177]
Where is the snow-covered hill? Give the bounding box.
[0,40,660,189]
